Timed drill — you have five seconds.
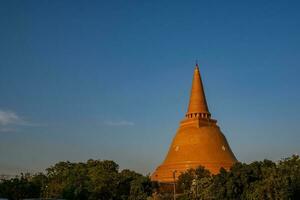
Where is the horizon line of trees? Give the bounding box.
[0,155,299,200]
[175,155,300,200]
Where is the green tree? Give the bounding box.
[87,160,119,200]
[117,169,143,199]
[177,166,211,199]
[129,176,153,200]
[0,174,41,200]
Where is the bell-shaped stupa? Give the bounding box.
[151,64,237,183]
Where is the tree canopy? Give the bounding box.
[0,160,153,200]
[0,155,300,200]
[176,155,300,200]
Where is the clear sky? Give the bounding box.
[0,0,300,175]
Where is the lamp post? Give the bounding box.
[172,170,177,200]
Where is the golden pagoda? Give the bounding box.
[151,64,237,183]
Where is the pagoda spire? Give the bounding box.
[186,64,211,119]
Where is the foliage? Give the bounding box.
[175,155,300,200]
[1,155,300,200]
[0,173,42,200]
[0,160,152,200]
[129,176,152,200]
[177,166,211,199]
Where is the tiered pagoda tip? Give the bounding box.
[186,64,211,119]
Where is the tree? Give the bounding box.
[86,160,119,200]
[177,166,211,199]
[2,155,299,200]
[0,173,41,200]
[177,169,195,193]
[129,176,153,200]
[117,169,143,199]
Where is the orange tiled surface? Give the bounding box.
[151,65,237,183]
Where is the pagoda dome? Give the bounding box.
[151,64,237,183]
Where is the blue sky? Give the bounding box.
[0,0,300,175]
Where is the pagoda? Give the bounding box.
[151,64,237,183]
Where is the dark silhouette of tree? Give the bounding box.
[176,155,300,200]
[1,155,300,200]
